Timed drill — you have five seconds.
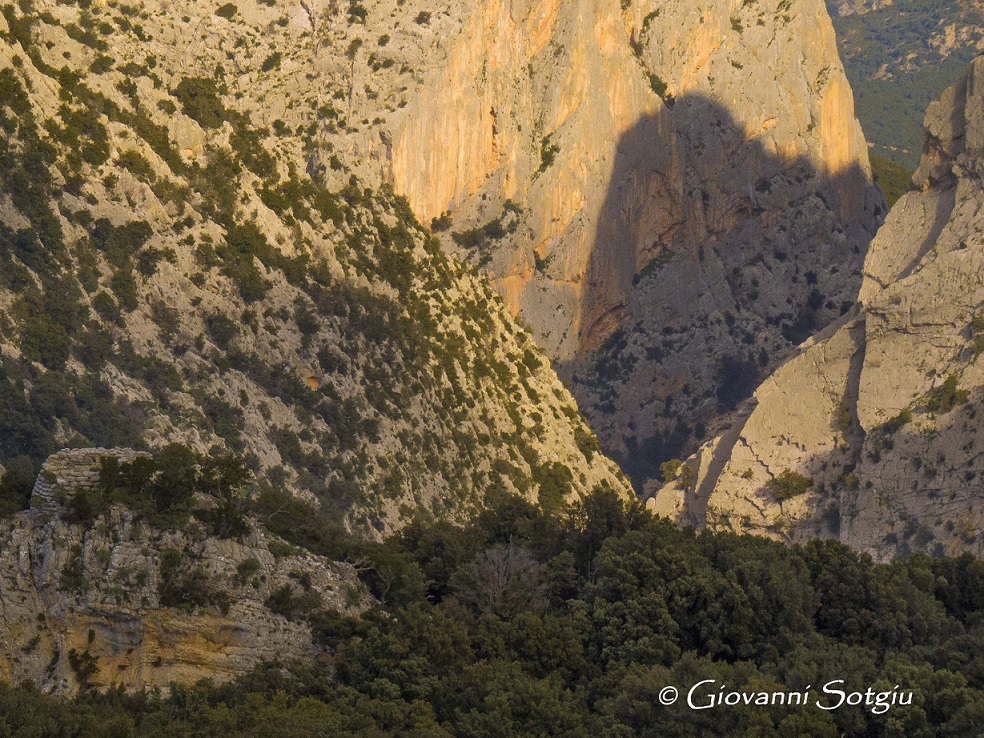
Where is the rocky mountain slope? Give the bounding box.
[367,0,885,492]
[0,0,631,538]
[652,56,984,561]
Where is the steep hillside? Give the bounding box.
[0,0,630,538]
[652,57,984,561]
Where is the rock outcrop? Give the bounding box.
[830,0,892,17]
[651,57,984,561]
[0,450,369,695]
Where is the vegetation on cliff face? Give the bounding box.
[1,490,983,736]
[0,0,628,536]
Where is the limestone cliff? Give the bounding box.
[365,0,883,491]
[387,0,880,351]
[651,57,984,561]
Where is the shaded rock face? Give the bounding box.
[652,57,984,561]
[570,95,882,492]
[385,0,884,490]
[0,452,369,696]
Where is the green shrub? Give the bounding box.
[766,469,812,501]
[347,2,367,23]
[266,583,323,621]
[108,269,139,312]
[235,557,261,585]
[214,222,276,301]
[0,456,35,516]
[74,323,114,369]
[204,312,238,349]
[90,217,153,269]
[878,408,912,434]
[431,211,452,231]
[173,77,226,129]
[532,461,573,515]
[0,68,31,119]
[971,315,984,357]
[646,73,673,105]
[64,21,108,51]
[159,548,227,612]
[229,125,276,178]
[117,149,155,181]
[631,250,674,285]
[67,648,98,687]
[870,155,912,208]
[89,55,113,74]
[260,51,281,73]
[136,246,176,278]
[17,307,72,370]
[215,3,237,19]
[925,375,969,414]
[538,135,559,173]
[659,459,682,483]
[91,291,121,323]
[574,427,600,463]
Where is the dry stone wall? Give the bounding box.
[30,448,152,512]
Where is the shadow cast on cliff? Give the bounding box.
[559,93,886,491]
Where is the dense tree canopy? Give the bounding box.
[1,488,984,736]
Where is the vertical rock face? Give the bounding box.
[390,0,665,358]
[386,0,884,491]
[653,57,984,561]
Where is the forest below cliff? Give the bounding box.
[829,0,984,168]
[1,485,982,737]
